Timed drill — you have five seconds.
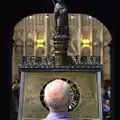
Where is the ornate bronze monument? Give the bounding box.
[18,1,103,120]
[53,0,70,65]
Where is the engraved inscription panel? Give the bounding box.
[22,72,99,120]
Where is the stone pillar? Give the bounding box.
[45,14,49,56]
[53,35,69,66]
[100,23,104,64]
[77,14,82,56]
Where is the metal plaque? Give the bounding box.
[18,68,103,120]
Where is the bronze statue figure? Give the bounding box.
[52,0,70,65]
[54,0,69,36]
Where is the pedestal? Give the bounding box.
[53,35,69,66]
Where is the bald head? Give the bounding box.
[44,79,71,112]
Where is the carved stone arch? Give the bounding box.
[13,13,112,81]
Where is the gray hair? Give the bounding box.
[44,79,71,112]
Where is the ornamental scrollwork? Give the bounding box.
[20,56,101,69]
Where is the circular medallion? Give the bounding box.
[40,78,81,112]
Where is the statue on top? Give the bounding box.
[54,0,69,36]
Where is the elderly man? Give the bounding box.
[44,79,79,120]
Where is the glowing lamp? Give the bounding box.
[82,39,90,44]
[36,39,45,48]
[36,44,44,48]
[82,44,90,48]
[81,39,91,48]
[36,39,44,43]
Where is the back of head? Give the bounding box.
[44,79,71,112]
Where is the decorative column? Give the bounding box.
[23,19,26,56]
[77,14,81,56]
[12,40,15,82]
[45,14,49,56]
[33,16,36,56]
[12,29,16,82]
[90,17,93,56]
[100,23,104,64]
[53,35,69,65]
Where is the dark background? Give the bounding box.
[2,0,119,120]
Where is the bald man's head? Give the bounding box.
[44,79,71,112]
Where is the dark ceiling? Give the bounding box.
[8,0,118,38]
